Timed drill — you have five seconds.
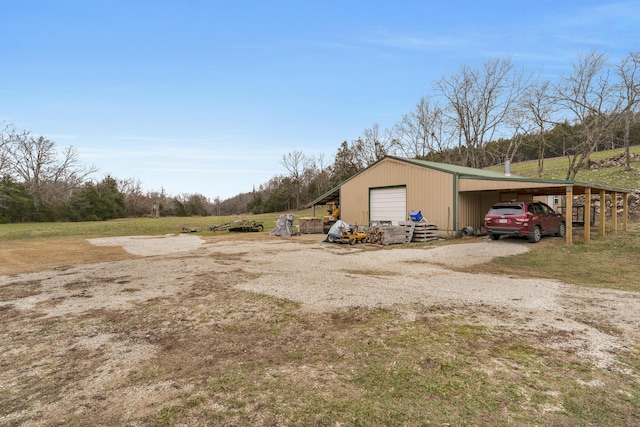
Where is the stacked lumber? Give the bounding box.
[400,221,439,242]
[367,225,408,246]
[298,217,324,234]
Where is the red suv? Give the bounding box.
[484,201,566,243]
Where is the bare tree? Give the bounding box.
[211,196,222,216]
[500,107,532,166]
[313,153,331,196]
[616,51,640,170]
[147,187,170,216]
[354,123,397,166]
[299,154,331,202]
[0,122,14,175]
[396,97,450,159]
[7,132,96,205]
[521,80,557,177]
[435,57,531,168]
[554,49,637,179]
[118,177,149,217]
[0,123,15,211]
[280,150,308,210]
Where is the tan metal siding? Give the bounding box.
[458,192,500,229]
[341,158,455,231]
[459,179,566,192]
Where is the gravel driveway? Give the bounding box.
[3,234,640,373]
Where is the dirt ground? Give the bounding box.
[1,233,640,425]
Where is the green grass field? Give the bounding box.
[0,209,313,241]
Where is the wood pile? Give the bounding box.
[298,217,324,234]
[367,225,409,246]
[368,222,439,245]
[588,152,639,170]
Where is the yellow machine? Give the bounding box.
[347,225,368,244]
[322,202,340,233]
[326,201,340,218]
[324,220,368,244]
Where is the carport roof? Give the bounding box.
[310,185,341,206]
[395,156,633,195]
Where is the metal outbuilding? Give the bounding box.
[311,156,632,245]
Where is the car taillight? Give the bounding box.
[514,214,529,223]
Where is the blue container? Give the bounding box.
[409,210,423,222]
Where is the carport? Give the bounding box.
[547,183,629,245]
[459,176,632,245]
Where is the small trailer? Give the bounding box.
[209,223,231,232]
[229,220,264,232]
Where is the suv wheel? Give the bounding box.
[528,225,542,243]
[488,233,500,241]
[556,222,566,237]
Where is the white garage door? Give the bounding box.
[370,187,406,225]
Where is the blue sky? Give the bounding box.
[1,1,638,200]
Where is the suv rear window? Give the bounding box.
[488,205,524,215]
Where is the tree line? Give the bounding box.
[1,49,639,222]
[249,50,640,213]
[0,124,215,222]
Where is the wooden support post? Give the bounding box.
[584,187,591,242]
[599,190,606,237]
[565,186,573,245]
[623,193,629,232]
[612,191,618,234]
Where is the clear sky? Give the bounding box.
[1,1,638,200]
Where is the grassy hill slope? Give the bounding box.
[486,146,640,190]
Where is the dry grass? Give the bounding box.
[0,238,137,275]
[0,223,313,276]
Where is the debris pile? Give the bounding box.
[588,153,640,170]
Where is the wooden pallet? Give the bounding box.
[411,230,439,242]
[400,221,439,242]
[405,222,416,243]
